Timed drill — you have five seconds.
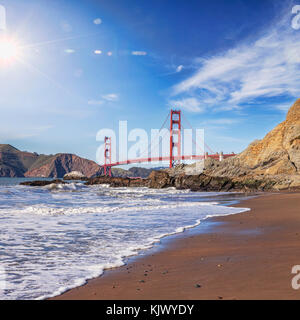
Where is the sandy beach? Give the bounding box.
[52,192,300,300]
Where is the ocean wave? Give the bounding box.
[0,184,249,300]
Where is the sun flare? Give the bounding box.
[0,37,20,63]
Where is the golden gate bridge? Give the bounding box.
[102,109,236,176]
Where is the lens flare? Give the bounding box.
[0,38,19,63]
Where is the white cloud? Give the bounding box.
[88,94,119,106]
[169,97,205,113]
[93,18,102,25]
[64,49,75,54]
[274,103,293,112]
[176,65,184,73]
[132,51,147,56]
[171,10,300,112]
[291,5,300,30]
[102,93,119,102]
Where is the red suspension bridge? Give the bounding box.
[102,109,236,176]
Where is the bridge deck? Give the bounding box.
[105,154,235,167]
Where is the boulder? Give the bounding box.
[63,171,87,180]
[148,170,173,189]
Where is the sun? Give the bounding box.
[0,37,20,63]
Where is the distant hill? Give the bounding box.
[24,153,102,178]
[0,144,158,178]
[0,144,40,177]
[0,145,103,178]
[111,166,162,178]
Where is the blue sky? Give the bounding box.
[0,0,300,165]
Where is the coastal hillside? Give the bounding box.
[0,144,40,177]
[237,98,300,175]
[0,144,155,178]
[24,153,103,178]
[0,145,103,178]
[111,166,160,178]
[201,98,300,189]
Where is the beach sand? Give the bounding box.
[52,192,300,300]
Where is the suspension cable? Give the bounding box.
[181,113,215,154]
[138,111,170,159]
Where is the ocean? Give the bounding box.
[0,178,249,300]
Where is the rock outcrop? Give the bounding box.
[20,179,67,187]
[63,171,87,180]
[110,166,156,178]
[84,170,276,192]
[85,176,148,188]
[148,171,173,188]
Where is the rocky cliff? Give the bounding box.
[237,98,300,175]
[181,98,300,190]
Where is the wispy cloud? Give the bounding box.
[93,18,102,25]
[169,97,205,113]
[171,8,300,113]
[88,93,119,106]
[132,51,147,56]
[176,65,184,73]
[64,48,75,54]
[102,93,119,102]
[274,103,293,112]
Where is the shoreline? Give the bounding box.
[52,191,300,300]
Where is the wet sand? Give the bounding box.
[52,192,300,300]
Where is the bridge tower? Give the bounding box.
[169,109,181,168]
[104,136,112,177]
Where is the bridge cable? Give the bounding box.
[181,123,205,154]
[181,113,215,154]
[138,111,170,160]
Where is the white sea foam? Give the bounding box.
[0,182,249,300]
